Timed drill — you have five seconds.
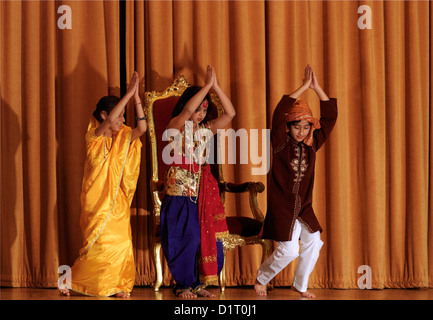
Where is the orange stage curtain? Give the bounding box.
[1,0,120,287]
[1,0,432,289]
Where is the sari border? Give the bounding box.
[69,286,131,298]
[79,131,132,258]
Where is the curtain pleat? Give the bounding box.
[429,0,433,289]
[1,0,120,287]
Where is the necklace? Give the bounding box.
[104,137,112,160]
[186,122,202,204]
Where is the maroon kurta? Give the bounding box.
[262,96,338,241]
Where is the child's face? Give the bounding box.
[101,109,125,131]
[190,100,208,126]
[289,120,311,143]
[112,110,125,131]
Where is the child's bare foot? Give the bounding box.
[175,288,197,298]
[292,287,315,298]
[59,287,70,296]
[196,288,216,298]
[254,280,267,296]
[114,292,130,298]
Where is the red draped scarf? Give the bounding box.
[197,164,228,284]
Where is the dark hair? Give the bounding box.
[92,95,121,123]
[171,86,213,125]
[287,120,312,128]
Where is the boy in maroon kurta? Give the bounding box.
[255,65,337,298]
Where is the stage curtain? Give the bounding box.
[1,0,432,290]
[430,0,433,290]
[1,0,120,287]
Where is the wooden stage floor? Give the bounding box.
[2,287,432,318]
[2,286,433,300]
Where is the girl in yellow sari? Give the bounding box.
[60,72,147,297]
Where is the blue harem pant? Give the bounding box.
[160,195,224,291]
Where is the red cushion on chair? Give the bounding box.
[226,216,263,237]
[153,96,181,183]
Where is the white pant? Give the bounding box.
[256,219,323,292]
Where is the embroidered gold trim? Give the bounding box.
[290,144,308,191]
[198,275,219,286]
[288,144,309,240]
[164,166,200,197]
[215,230,229,240]
[199,254,218,264]
[213,212,226,222]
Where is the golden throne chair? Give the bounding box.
[144,74,273,292]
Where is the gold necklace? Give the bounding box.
[187,123,202,204]
[104,137,112,160]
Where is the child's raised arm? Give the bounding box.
[95,72,139,137]
[289,65,313,99]
[288,65,330,101]
[309,67,329,101]
[131,73,147,142]
[168,65,215,131]
[209,66,236,134]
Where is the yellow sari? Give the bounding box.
[68,120,142,297]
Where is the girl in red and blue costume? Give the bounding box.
[160,65,236,298]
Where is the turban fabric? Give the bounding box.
[285,100,320,146]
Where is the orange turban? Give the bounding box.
[285,100,320,146]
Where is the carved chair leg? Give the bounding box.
[153,242,163,292]
[219,249,227,293]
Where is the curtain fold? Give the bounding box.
[1,0,120,287]
[1,0,432,289]
[1,0,59,287]
[430,0,433,289]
